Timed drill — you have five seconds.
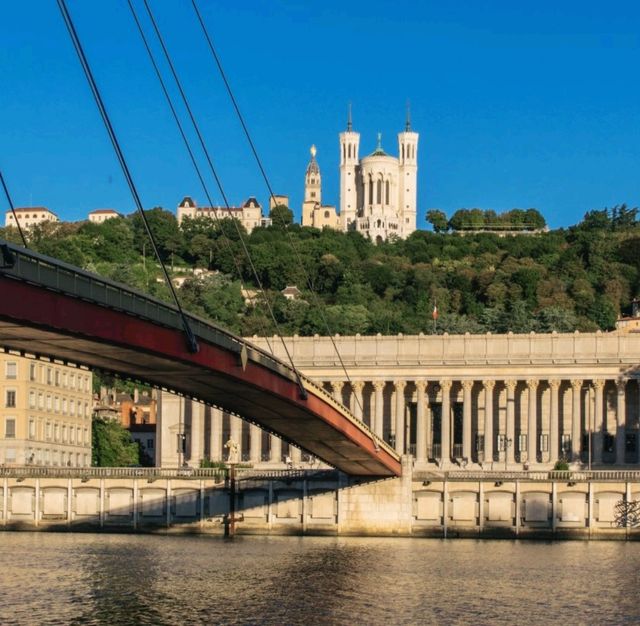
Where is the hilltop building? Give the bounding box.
[4,207,59,229]
[0,354,92,466]
[340,109,419,241]
[176,196,267,233]
[268,194,289,211]
[301,145,340,230]
[88,209,121,223]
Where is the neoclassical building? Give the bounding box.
[176,196,267,233]
[340,110,418,241]
[157,330,640,471]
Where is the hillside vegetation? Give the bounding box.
[2,205,638,337]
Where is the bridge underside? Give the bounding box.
[0,277,400,477]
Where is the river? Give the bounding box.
[1,533,639,625]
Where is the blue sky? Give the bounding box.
[2,0,639,229]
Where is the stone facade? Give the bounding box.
[156,331,640,472]
[176,196,266,233]
[4,207,59,229]
[0,354,93,467]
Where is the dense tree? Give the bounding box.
[91,417,140,467]
[426,209,448,232]
[269,204,294,227]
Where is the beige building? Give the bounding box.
[340,110,418,241]
[269,194,289,211]
[301,145,340,230]
[0,354,93,467]
[4,206,59,229]
[156,330,640,471]
[88,209,121,223]
[176,196,266,233]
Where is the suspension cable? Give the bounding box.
[125,0,274,354]
[0,170,28,247]
[190,0,363,414]
[140,0,307,397]
[55,0,198,354]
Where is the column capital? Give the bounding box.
[592,379,605,391]
[415,379,427,392]
[483,380,496,391]
[373,380,385,391]
[394,379,407,391]
[616,378,627,393]
[570,379,583,391]
[505,379,517,391]
[351,380,364,393]
[526,378,539,390]
[548,378,561,390]
[439,379,452,392]
[462,380,474,391]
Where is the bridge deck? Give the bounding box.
[0,241,401,477]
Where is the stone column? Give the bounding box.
[505,380,517,465]
[330,381,342,405]
[230,416,243,460]
[415,380,427,462]
[571,379,582,462]
[462,380,473,462]
[440,380,452,464]
[394,380,406,455]
[593,379,604,465]
[270,435,282,464]
[373,381,385,438]
[549,380,560,464]
[527,379,538,465]
[616,379,627,465]
[351,381,364,422]
[190,401,204,466]
[483,380,495,464]
[210,407,223,462]
[290,446,302,464]
[250,424,261,464]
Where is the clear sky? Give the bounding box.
[2,1,639,229]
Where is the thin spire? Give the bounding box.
[376,132,382,151]
[405,99,411,131]
[347,102,352,132]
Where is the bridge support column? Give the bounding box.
[527,379,538,465]
[352,381,364,422]
[462,380,473,462]
[394,380,406,455]
[250,425,261,464]
[571,379,583,462]
[190,401,204,467]
[506,380,516,466]
[593,380,604,465]
[373,381,384,438]
[210,407,224,462]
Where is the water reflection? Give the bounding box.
[1,534,640,625]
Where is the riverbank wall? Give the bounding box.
[2,462,640,539]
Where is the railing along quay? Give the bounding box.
[417,470,640,482]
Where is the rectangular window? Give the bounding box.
[29,363,36,382]
[55,370,60,386]
[54,423,59,442]
[77,427,81,444]
[5,418,16,438]
[5,361,17,379]
[5,390,16,408]
[561,434,572,456]
[147,438,154,449]
[70,400,75,416]
[29,391,36,409]
[62,425,67,443]
[70,374,75,389]
[46,368,52,385]
[28,419,35,439]
[84,428,88,445]
[518,434,527,453]
[46,394,52,410]
[38,392,44,409]
[62,373,67,388]
[5,448,15,463]
[62,398,67,414]
[70,428,75,444]
[54,397,60,413]
[540,434,549,453]
[46,422,51,440]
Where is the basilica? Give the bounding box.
[302,109,419,241]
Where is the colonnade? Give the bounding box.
[160,377,640,469]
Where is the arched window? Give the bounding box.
[385,180,390,205]
[402,144,405,161]
[342,144,346,161]
[324,210,330,218]
[376,179,382,204]
[368,176,373,205]
[348,144,352,159]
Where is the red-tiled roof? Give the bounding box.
[89,209,119,215]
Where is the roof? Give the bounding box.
[89,209,119,215]
[8,206,56,215]
[281,285,302,295]
[179,196,196,208]
[242,197,261,208]
[368,132,388,157]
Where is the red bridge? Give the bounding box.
[0,241,400,477]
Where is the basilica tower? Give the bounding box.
[397,106,419,237]
[339,105,360,231]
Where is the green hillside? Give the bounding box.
[2,205,638,336]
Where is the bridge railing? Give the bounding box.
[0,241,397,462]
[0,465,227,481]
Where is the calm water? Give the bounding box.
[1,533,639,625]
